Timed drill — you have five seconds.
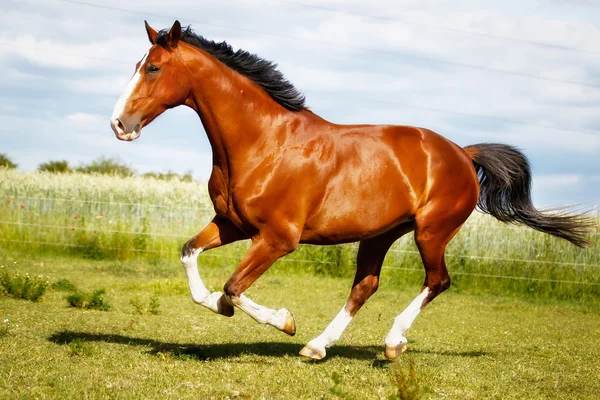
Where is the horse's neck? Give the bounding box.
[185,57,289,171]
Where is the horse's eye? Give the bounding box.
[147,64,160,73]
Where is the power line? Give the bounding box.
[307,90,600,137]
[51,0,600,90]
[0,41,598,138]
[279,0,600,57]
[0,41,129,66]
[3,3,600,136]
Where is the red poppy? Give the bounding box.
[74,216,79,220]
[20,205,25,209]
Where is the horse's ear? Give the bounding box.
[168,20,182,49]
[145,20,157,44]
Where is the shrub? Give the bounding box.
[388,358,422,400]
[0,319,10,338]
[76,156,135,177]
[0,153,17,169]
[51,278,78,292]
[68,339,93,357]
[148,292,161,315]
[143,170,194,182]
[38,160,72,173]
[130,292,161,315]
[66,288,112,311]
[0,271,48,301]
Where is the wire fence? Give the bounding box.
[2,219,599,268]
[1,237,598,286]
[1,195,599,288]
[380,266,600,286]
[1,239,334,265]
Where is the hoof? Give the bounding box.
[384,342,408,359]
[217,293,234,317]
[281,309,296,336]
[299,344,325,360]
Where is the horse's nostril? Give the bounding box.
[116,119,125,133]
[110,118,126,136]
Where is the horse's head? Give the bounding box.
[110,21,189,141]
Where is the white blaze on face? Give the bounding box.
[111,50,150,120]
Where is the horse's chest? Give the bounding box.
[208,178,250,231]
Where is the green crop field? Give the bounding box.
[1,168,599,399]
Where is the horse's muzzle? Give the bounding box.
[110,118,141,142]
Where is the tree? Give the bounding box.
[143,170,194,182]
[38,160,72,173]
[0,154,17,169]
[76,156,135,177]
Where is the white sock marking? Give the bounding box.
[111,50,149,120]
[385,287,430,347]
[305,307,353,353]
[180,248,224,313]
[229,294,289,330]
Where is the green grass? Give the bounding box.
[0,250,598,399]
[1,168,599,302]
[66,288,112,311]
[0,268,49,301]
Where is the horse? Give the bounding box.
[110,21,592,360]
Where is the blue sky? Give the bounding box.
[1,0,599,208]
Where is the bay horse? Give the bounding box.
[110,21,592,360]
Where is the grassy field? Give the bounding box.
[1,168,599,398]
[1,168,599,302]
[1,249,599,399]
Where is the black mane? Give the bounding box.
[157,27,307,112]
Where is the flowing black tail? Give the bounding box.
[464,143,594,247]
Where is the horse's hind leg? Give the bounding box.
[300,222,414,360]
[180,216,247,317]
[384,208,467,359]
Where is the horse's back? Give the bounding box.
[299,123,478,244]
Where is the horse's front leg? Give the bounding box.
[180,216,247,316]
[223,232,298,335]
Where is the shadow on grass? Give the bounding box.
[48,330,382,361]
[370,348,489,368]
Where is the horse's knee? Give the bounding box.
[428,275,451,298]
[348,275,379,313]
[358,275,379,298]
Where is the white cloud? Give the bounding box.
[65,112,105,126]
[0,0,599,205]
[534,174,581,188]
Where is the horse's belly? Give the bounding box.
[300,188,416,244]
